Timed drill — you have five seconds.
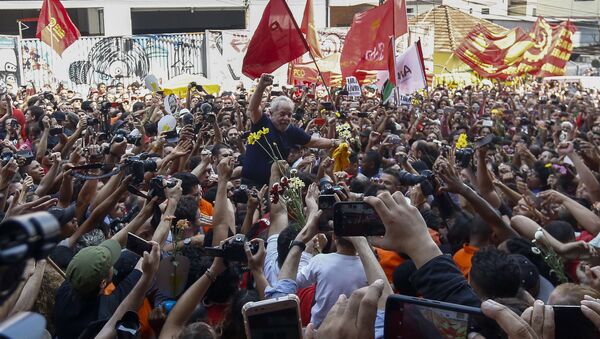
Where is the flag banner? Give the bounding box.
[242,0,308,79]
[36,0,80,56]
[341,0,408,78]
[455,17,576,79]
[301,0,323,58]
[393,40,427,95]
[382,80,394,104]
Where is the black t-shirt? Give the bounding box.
[241,115,311,186]
[53,269,142,339]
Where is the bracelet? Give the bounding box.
[205,269,217,283]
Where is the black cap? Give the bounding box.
[53,111,66,122]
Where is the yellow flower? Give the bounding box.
[455,133,469,149]
[261,127,269,135]
[248,133,256,145]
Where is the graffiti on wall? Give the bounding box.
[20,33,205,94]
[0,36,20,87]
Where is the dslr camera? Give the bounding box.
[124,154,158,184]
[455,148,475,168]
[204,234,259,263]
[148,175,178,200]
[232,184,257,204]
[398,170,436,196]
[1,151,13,166]
[319,179,342,195]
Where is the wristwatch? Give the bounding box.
[289,240,306,251]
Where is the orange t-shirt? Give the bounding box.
[453,244,479,278]
[376,228,442,282]
[198,198,214,234]
[104,283,154,339]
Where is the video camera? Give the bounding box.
[124,154,158,184]
[204,234,259,263]
[455,148,475,168]
[113,129,142,146]
[232,184,257,204]
[0,212,60,304]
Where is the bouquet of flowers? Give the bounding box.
[531,228,569,284]
[248,127,306,226]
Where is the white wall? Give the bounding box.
[246,0,328,32]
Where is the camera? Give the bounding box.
[0,212,60,304]
[232,184,257,204]
[124,155,158,184]
[41,92,54,101]
[86,117,99,126]
[113,129,141,146]
[204,234,259,263]
[109,205,140,234]
[189,82,203,92]
[319,179,342,195]
[1,152,13,166]
[198,102,215,123]
[397,170,435,196]
[455,148,475,168]
[148,175,177,200]
[99,100,112,114]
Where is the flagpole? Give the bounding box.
[46,0,56,89]
[282,0,334,104]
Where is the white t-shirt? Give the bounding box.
[296,252,368,327]
[264,234,313,286]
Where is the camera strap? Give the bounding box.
[69,163,122,181]
[127,185,150,200]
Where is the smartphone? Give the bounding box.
[554,305,600,338]
[49,127,64,136]
[243,295,302,339]
[318,195,336,231]
[357,112,369,118]
[385,295,500,339]
[126,232,152,256]
[482,119,494,127]
[314,118,326,126]
[333,201,385,236]
[321,102,334,111]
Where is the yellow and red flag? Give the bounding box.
[340,0,408,78]
[455,18,576,79]
[36,0,80,56]
[301,0,323,58]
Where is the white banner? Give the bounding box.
[346,76,361,97]
[393,41,427,95]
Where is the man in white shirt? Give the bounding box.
[296,236,368,328]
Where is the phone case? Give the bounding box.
[242,295,302,339]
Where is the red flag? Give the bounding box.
[301,0,323,58]
[387,36,396,86]
[242,0,309,79]
[36,0,80,56]
[341,0,408,77]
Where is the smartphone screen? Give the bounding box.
[554,306,600,338]
[385,295,499,339]
[126,232,152,256]
[333,202,385,236]
[318,195,336,231]
[244,299,302,339]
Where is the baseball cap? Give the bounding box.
[48,204,76,226]
[53,111,67,122]
[65,239,122,294]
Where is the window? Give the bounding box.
[407,7,415,13]
[481,7,490,14]
[532,8,537,16]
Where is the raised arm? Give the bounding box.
[211,157,236,246]
[159,259,225,339]
[436,158,518,244]
[152,180,182,247]
[348,237,394,309]
[476,147,502,209]
[268,161,289,238]
[540,190,600,236]
[96,243,160,339]
[247,74,273,124]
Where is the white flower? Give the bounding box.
[531,247,541,255]
[534,230,545,242]
[289,177,305,190]
[290,169,298,176]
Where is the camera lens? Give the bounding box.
[0,212,60,264]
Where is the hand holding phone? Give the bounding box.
[126,232,152,256]
[243,295,302,339]
[333,201,385,236]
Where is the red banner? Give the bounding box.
[455,18,576,79]
[36,0,80,56]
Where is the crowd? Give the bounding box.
[2,72,600,339]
